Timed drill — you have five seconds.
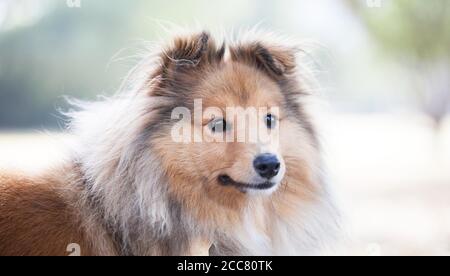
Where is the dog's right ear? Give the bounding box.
[150,32,225,93]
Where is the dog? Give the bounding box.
[0,31,339,256]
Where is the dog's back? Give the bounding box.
[0,172,92,256]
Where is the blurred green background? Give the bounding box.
[0,0,448,129]
[0,0,450,255]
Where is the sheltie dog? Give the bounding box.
[0,31,339,256]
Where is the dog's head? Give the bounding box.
[147,32,319,212]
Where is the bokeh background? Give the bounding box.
[0,0,449,255]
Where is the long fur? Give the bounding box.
[0,30,339,256]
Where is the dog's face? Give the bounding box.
[149,32,318,212]
[185,62,287,195]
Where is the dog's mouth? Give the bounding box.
[218,175,277,191]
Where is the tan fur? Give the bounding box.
[0,171,211,256]
[0,172,92,256]
[184,238,212,256]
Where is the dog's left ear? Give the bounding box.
[230,43,297,79]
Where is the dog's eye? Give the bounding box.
[209,118,228,133]
[265,114,277,129]
[266,114,276,129]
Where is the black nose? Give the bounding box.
[253,154,281,179]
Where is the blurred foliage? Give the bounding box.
[346,0,450,124]
[0,0,449,129]
[0,0,250,129]
[0,1,141,128]
[347,0,449,61]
